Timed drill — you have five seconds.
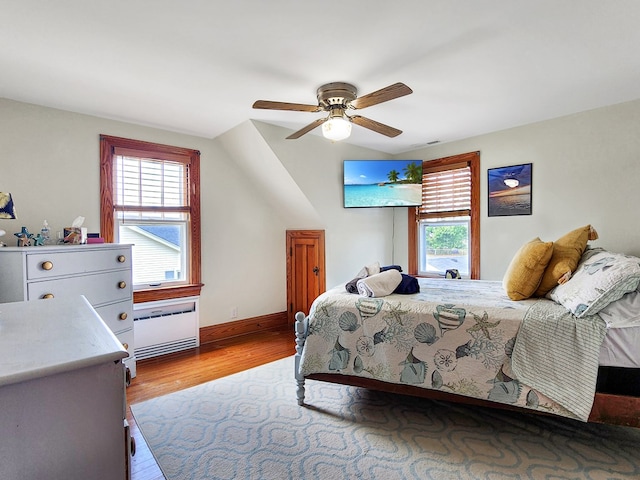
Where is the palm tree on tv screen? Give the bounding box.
[387,170,400,183]
[403,162,422,184]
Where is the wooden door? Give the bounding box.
[286,230,325,326]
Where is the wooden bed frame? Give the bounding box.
[294,312,640,428]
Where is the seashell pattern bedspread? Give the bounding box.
[299,278,601,421]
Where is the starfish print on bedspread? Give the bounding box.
[466,311,500,339]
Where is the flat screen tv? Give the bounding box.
[343,159,423,208]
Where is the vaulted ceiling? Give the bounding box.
[2,1,640,154]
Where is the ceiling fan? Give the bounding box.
[252,82,413,141]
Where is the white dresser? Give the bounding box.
[0,243,136,376]
[0,296,131,480]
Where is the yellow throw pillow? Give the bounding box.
[503,238,554,300]
[534,225,596,297]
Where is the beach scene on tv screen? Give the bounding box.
[344,160,423,207]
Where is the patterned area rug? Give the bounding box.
[131,356,640,480]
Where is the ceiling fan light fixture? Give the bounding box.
[253,81,412,140]
[322,111,352,141]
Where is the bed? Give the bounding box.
[294,243,640,428]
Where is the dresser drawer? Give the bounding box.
[116,328,135,360]
[95,301,133,334]
[27,271,132,306]
[25,248,131,280]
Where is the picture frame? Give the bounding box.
[488,163,532,217]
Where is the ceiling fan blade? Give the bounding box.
[252,100,321,112]
[350,115,402,137]
[349,82,413,110]
[286,118,327,139]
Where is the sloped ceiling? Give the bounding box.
[2,1,640,154]
[216,120,323,227]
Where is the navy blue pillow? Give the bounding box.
[393,274,420,294]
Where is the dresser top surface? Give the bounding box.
[0,296,128,387]
[0,243,132,254]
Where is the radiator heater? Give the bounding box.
[133,296,200,360]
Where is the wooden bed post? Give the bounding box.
[294,311,308,406]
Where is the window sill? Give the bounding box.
[133,283,204,304]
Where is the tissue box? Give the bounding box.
[63,227,87,244]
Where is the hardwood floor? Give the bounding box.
[126,328,295,480]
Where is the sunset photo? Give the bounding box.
[488,163,532,216]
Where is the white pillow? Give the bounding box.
[598,286,640,328]
[547,248,640,317]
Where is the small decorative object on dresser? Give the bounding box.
[13,226,33,247]
[39,220,50,245]
[32,233,46,246]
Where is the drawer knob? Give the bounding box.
[118,281,127,289]
[41,261,53,271]
[117,255,126,263]
[119,312,128,321]
[42,293,54,299]
[123,342,129,350]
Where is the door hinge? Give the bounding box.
[289,303,293,313]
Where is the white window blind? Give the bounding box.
[114,154,188,221]
[420,164,471,218]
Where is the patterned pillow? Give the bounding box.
[547,248,640,317]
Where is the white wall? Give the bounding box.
[396,99,640,280]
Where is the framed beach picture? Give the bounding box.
[488,163,532,217]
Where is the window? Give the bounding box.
[408,151,480,279]
[418,218,470,277]
[100,135,202,303]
